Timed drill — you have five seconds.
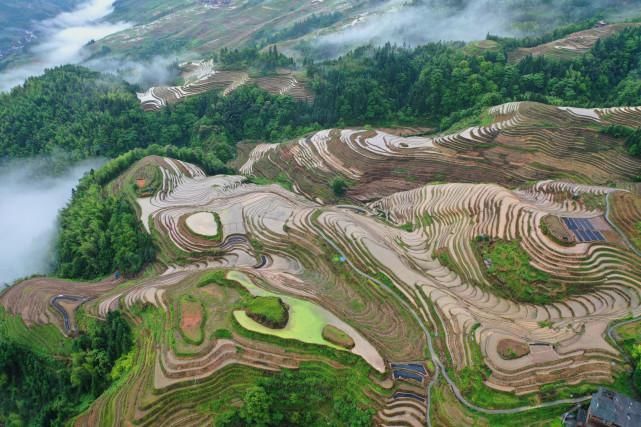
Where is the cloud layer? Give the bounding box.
[313,0,634,57]
[0,158,103,286]
[315,1,511,56]
[84,55,181,87]
[0,0,130,91]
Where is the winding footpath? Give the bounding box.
[51,294,88,334]
[606,315,641,361]
[309,213,593,426]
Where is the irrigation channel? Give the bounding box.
[309,213,593,426]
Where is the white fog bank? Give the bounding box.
[0,159,103,286]
[0,0,130,91]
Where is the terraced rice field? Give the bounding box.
[95,0,351,60]
[137,60,313,111]
[509,23,641,62]
[235,101,641,202]
[185,212,219,237]
[5,101,641,424]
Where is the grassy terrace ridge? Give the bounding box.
[242,296,289,329]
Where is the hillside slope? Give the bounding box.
[235,101,641,202]
[3,141,641,424]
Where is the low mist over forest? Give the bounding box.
[0,158,102,285]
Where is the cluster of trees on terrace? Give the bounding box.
[0,311,132,426]
[56,183,155,279]
[55,143,231,280]
[601,125,641,156]
[216,367,372,426]
[214,45,294,73]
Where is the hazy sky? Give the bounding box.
[84,55,181,87]
[0,0,130,91]
[0,159,103,286]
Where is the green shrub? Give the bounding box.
[243,296,289,329]
[330,177,349,197]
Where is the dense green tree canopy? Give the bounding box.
[308,26,641,134]
[216,368,373,426]
[0,311,132,426]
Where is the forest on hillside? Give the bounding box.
[3,25,641,168]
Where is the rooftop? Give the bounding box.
[589,388,641,427]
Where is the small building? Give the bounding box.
[577,388,641,427]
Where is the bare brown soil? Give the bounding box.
[180,300,203,336]
[497,339,530,360]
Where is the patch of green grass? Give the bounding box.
[468,401,569,427]
[0,307,72,356]
[372,271,410,304]
[633,222,641,249]
[196,270,248,292]
[538,320,553,328]
[422,212,434,226]
[476,239,559,304]
[322,325,355,349]
[242,296,288,329]
[247,172,293,191]
[398,212,433,232]
[249,236,265,256]
[400,222,414,232]
[434,247,476,288]
[212,328,233,339]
